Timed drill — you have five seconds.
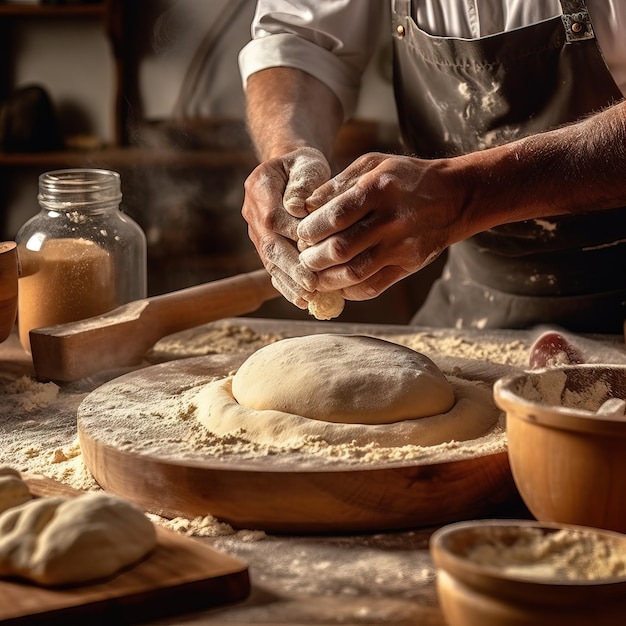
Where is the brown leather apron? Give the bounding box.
[391,0,626,332]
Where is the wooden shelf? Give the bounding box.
[0,147,258,169]
[0,0,133,145]
[0,3,105,18]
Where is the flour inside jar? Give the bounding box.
[17,238,116,353]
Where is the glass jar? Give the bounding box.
[16,168,147,353]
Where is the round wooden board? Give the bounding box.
[77,353,517,533]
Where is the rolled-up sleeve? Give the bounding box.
[238,0,384,119]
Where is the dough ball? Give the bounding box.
[0,468,32,514]
[307,291,345,320]
[0,492,156,587]
[231,334,454,424]
[198,372,498,448]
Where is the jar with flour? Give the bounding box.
[16,168,147,353]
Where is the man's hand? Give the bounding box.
[291,102,626,304]
[296,152,467,301]
[242,147,331,308]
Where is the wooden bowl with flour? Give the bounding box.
[431,519,626,626]
[494,365,626,533]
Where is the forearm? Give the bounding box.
[245,67,344,162]
[453,100,626,237]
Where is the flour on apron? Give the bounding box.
[391,0,626,332]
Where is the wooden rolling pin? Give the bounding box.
[29,269,278,382]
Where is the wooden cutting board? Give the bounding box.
[0,479,249,625]
[77,350,519,534]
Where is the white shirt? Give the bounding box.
[239,0,626,118]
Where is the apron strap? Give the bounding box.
[391,0,410,21]
[559,0,596,42]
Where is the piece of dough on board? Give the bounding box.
[0,491,156,587]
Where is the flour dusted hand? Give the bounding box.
[242,144,349,319]
[242,147,332,310]
[283,147,332,218]
[297,152,459,302]
[0,492,156,586]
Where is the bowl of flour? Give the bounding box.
[494,365,626,533]
[430,519,626,626]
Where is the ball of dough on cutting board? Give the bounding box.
[0,468,32,514]
[0,492,156,587]
[231,334,455,424]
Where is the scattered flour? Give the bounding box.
[1,376,59,411]
[147,321,538,368]
[392,332,530,367]
[147,322,283,361]
[3,321,626,537]
[0,375,96,491]
[146,512,266,542]
[3,322,626,622]
[78,372,508,470]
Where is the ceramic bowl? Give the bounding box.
[430,519,626,626]
[0,241,18,343]
[493,365,626,532]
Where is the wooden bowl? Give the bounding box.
[0,242,18,343]
[494,366,626,532]
[430,519,626,626]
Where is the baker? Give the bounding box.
[238,0,626,333]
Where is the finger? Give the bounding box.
[243,172,301,242]
[268,205,301,241]
[306,153,385,211]
[338,265,407,300]
[314,264,405,303]
[269,271,312,310]
[262,234,319,292]
[297,185,373,246]
[312,235,412,291]
[299,212,386,271]
[283,148,331,217]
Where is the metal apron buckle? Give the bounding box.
[560,0,596,42]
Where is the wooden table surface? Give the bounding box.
[1,318,624,626]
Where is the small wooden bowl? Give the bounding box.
[0,241,18,343]
[494,365,626,532]
[430,519,626,626]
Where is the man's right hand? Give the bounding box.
[242,147,331,308]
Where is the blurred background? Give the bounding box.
[0,0,444,324]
